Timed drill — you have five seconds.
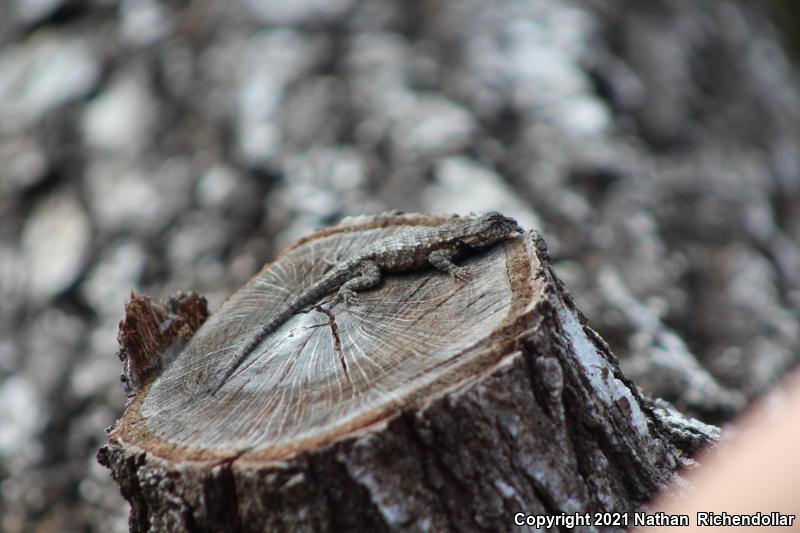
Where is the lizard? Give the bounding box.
[211,211,524,394]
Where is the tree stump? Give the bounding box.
[98,213,717,532]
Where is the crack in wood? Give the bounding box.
[316,304,350,384]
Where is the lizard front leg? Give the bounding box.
[428,246,471,282]
[336,260,382,305]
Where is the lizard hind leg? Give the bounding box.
[336,260,382,306]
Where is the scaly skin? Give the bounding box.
[212,212,523,394]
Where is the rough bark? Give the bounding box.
[99,220,717,532]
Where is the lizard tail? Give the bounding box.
[209,304,297,395]
[209,266,346,395]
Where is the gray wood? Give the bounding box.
[99,214,718,532]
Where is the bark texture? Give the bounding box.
[99,225,716,532]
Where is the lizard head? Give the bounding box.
[461,212,524,248]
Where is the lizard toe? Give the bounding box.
[339,289,358,306]
[450,266,472,282]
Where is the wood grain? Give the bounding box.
[115,213,535,461]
